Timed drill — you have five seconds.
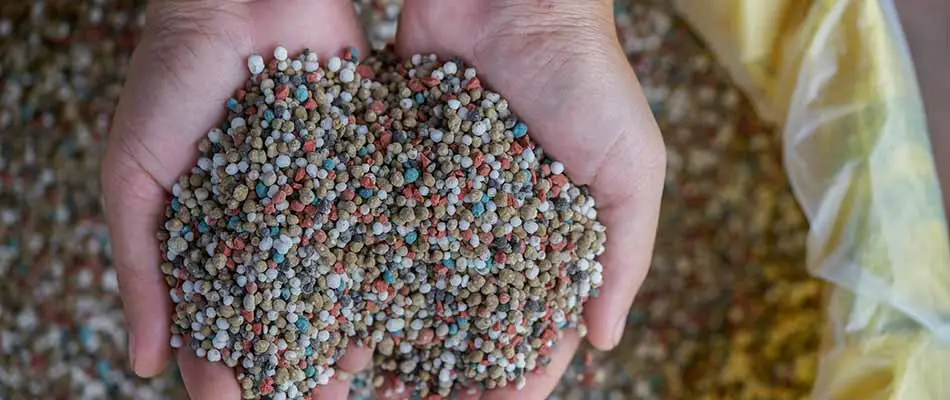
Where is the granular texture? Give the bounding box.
[159,47,606,398]
[0,0,821,399]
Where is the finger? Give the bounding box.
[457,387,482,400]
[101,153,172,377]
[315,377,351,400]
[375,373,414,400]
[583,120,665,351]
[337,342,374,374]
[582,203,653,350]
[312,341,374,399]
[482,330,580,400]
[178,346,241,400]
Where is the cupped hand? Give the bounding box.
[396,0,666,398]
[101,1,372,398]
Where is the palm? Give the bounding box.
[398,1,642,183]
[102,1,369,398]
[396,0,666,398]
[111,0,367,189]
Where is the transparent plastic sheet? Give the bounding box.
[675,0,950,398]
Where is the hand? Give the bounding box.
[101,1,372,398]
[396,0,666,398]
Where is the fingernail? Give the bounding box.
[128,332,137,373]
[611,315,627,348]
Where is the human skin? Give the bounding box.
[101,0,666,399]
[101,1,372,398]
[393,0,665,398]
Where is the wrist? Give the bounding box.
[494,0,612,11]
[498,0,613,23]
[485,0,616,40]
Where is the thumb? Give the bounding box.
[101,144,173,377]
[103,1,238,378]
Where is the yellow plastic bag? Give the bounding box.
[675,0,950,398]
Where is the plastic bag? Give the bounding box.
[675,0,950,398]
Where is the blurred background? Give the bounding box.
[0,0,825,398]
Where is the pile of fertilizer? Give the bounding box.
[159,47,606,399]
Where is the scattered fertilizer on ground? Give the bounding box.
[159,46,606,398]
